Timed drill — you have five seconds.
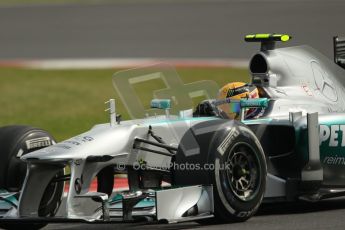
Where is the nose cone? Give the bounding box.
[22,124,136,162]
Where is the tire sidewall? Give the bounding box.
[209,123,267,220]
[5,129,55,191]
[0,125,60,229]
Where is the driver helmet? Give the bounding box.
[217,82,259,119]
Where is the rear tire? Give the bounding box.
[174,120,267,223]
[0,125,63,230]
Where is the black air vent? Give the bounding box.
[250,54,268,74]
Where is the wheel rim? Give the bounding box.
[38,171,64,217]
[225,143,261,201]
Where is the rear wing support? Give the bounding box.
[333,36,345,69]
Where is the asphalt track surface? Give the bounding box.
[0,0,344,60]
[43,199,345,230]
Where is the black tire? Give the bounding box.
[0,125,54,191]
[174,120,267,223]
[0,125,64,230]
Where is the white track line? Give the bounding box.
[0,58,248,69]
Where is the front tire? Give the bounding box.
[174,120,267,223]
[0,125,63,230]
[211,125,266,222]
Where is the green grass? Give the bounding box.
[0,67,248,141]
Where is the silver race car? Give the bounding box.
[1,34,345,229]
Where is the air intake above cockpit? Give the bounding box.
[250,53,268,74]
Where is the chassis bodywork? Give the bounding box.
[2,34,345,225]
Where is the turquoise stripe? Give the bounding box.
[0,189,18,209]
[243,118,272,124]
[145,116,219,125]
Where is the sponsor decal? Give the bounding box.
[54,144,72,150]
[237,211,253,218]
[319,124,345,147]
[217,128,240,155]
[56,135,95,149]
[64,140,81,146]
[301,84,313,96]
[319,124,345,165]
[323,156,345,165]
[16,148,24,157]
[25,137,51,150]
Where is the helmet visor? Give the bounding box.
[229,102,241,114]
[217,101,241,119]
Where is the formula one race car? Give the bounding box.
[1,33,345,229]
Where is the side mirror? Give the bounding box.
[240,98,268,109]
[240,98,269,121]
[150,99,171,110]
